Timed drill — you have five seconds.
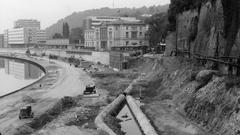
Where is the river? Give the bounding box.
[0,57,44,96]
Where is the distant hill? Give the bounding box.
[45,5,169,37]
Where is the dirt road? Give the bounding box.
[0,57,96,134]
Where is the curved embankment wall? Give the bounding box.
[95,78,158,135]
[0,54,47,98]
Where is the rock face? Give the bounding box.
[195,70,218,83]
[184,76,240,135]
[175,0,240,58]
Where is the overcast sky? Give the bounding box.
[0,0,170,33]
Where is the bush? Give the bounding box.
[12,125,34,135]
[27,96,76,130]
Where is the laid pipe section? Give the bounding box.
[95,94,126,135]
[95,77,158,135]
[126,95,158,135]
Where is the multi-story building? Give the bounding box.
[5,19,47,48]
[95,25,108,50]
[4,30,8,48]
[84,16,148,51]
[36,30,47,44]
[106,20,149,51]
[8,27,38,48]
[84,29,95,49]
[0,34,4,48]
[14,19,40,29]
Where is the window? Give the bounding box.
[140,41,142,45]
[109,31,113,40]
[139,32,142,36]
[126,32,129,38]
[131,32,137,39]
[126,26,129,30]
[126,41,129,45]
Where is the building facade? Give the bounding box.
[7,27,39,48]
[0,34,4,48]
[84,29,95,49]
[14,19,40,29]
[83,16,149,51]
[107,20,149,51]
[36,30,47,44]
[5,19,47,48]
[4,30,8,48]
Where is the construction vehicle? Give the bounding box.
[19,105,34,119]
[84,84,96,95]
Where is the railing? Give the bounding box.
[177,49,240,74]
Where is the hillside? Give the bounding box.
[45,5,169,37]
[164,0,240,134]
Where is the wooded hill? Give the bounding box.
[45,5,169,37]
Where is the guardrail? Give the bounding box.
[177,50,240,74]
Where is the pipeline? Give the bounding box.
[95,77,159,135]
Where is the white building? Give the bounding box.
[7,27,38,48]
[14,19,40,29]
[4,19,47,48]
[36,30,47,43]
[4,30,8,48]
[84,16,140,29]
[107,20,149,49]
[84,29,95,49]
[83,18,149,51]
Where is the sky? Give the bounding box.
[0,0,170,33]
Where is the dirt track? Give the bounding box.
[0,57,103,135]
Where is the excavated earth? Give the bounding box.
[131,56,240,135]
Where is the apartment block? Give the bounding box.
[8,27,38,48]
[5,19,47,48]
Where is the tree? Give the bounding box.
[63,22,70,38]
[69,27,84,44]
[145,12,169,47]
[52,33,63,39]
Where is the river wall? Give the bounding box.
[0,54,47,98]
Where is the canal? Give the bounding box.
[117,104,143,135]
[0,57,44,96]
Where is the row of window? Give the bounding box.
[114,26,143,31]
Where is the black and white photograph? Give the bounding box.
[0,0,239,134]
